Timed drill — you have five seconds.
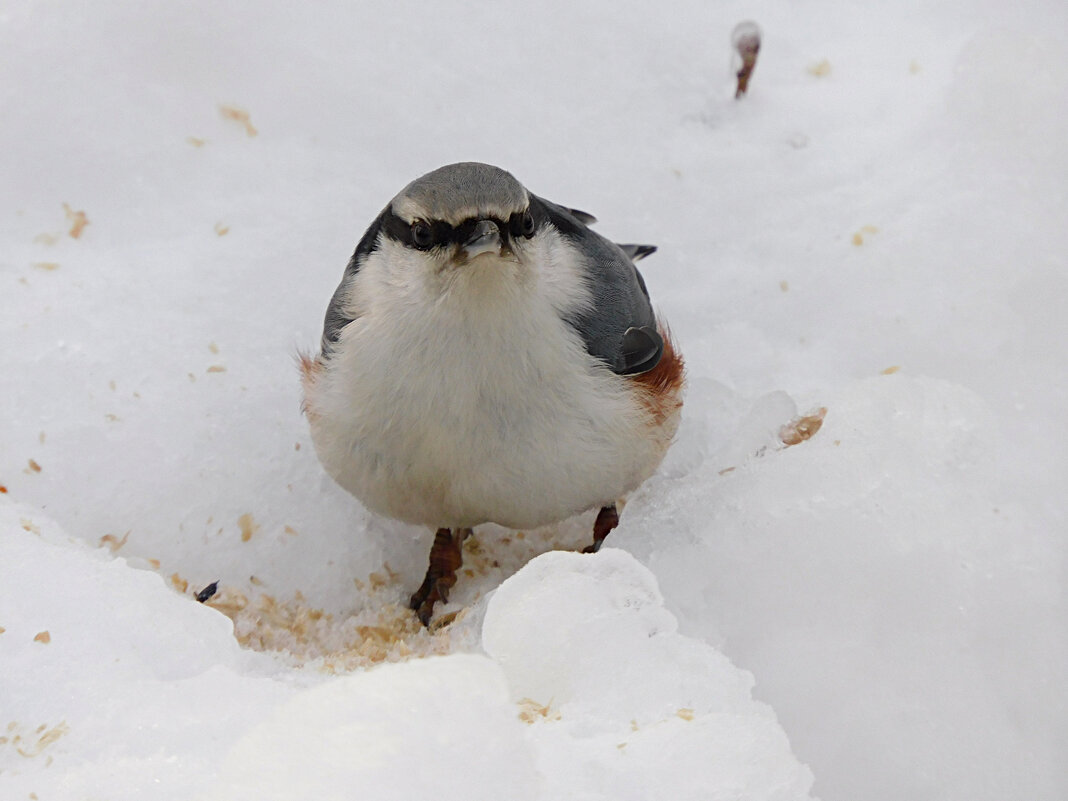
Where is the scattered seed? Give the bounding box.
[238,513,259,542]
[219,105,258,137]
[780,407,828,446]
[99,531,130,552]
[196,581,219,603]
[16,722,69,757]
[808,59,832,77]
[852,225,880,246]
[62,203,89,238]
[517,698,559,724]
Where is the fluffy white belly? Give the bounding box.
[305,280,669,529]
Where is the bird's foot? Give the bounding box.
[582,504,620,554]
[409,527,469,626]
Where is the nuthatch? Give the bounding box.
[301,163,683,624]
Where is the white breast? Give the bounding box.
[304,237,673,529]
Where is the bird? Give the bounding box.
[300,162,684,625]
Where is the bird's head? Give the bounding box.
[380,162,544,284]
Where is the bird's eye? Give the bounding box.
[410,221,434,249]
[511,209,536,239]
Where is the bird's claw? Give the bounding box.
[409,528,466,627]
[584,504,619,553]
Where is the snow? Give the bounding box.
[215,655,541,801]
[0,507,291,799]
[483,550,812,801]
[2,1,1066,799]
[1,516,810,801]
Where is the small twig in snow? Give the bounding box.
[732,22,762,98]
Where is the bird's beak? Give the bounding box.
[463,219,506,259]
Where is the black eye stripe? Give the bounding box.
[382,208,541,250]
[382,212,453,250]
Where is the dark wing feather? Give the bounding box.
[565,207,598,226]
[619,325,664,375]
[321,206,389,353]
[532,196,663,376]
[616,243,658,262]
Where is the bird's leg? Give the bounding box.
[409,527,470,626]
[583,504,620,553]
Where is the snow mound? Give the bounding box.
[621,373,1065,801]
[213,654,539,801]
[1,507,813,801]
[484,549,815,801]
[0,505,291,801]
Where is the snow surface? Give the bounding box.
[2,1,1066,799]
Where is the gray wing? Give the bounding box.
[532,195,663,376]
[320,206,389,353]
